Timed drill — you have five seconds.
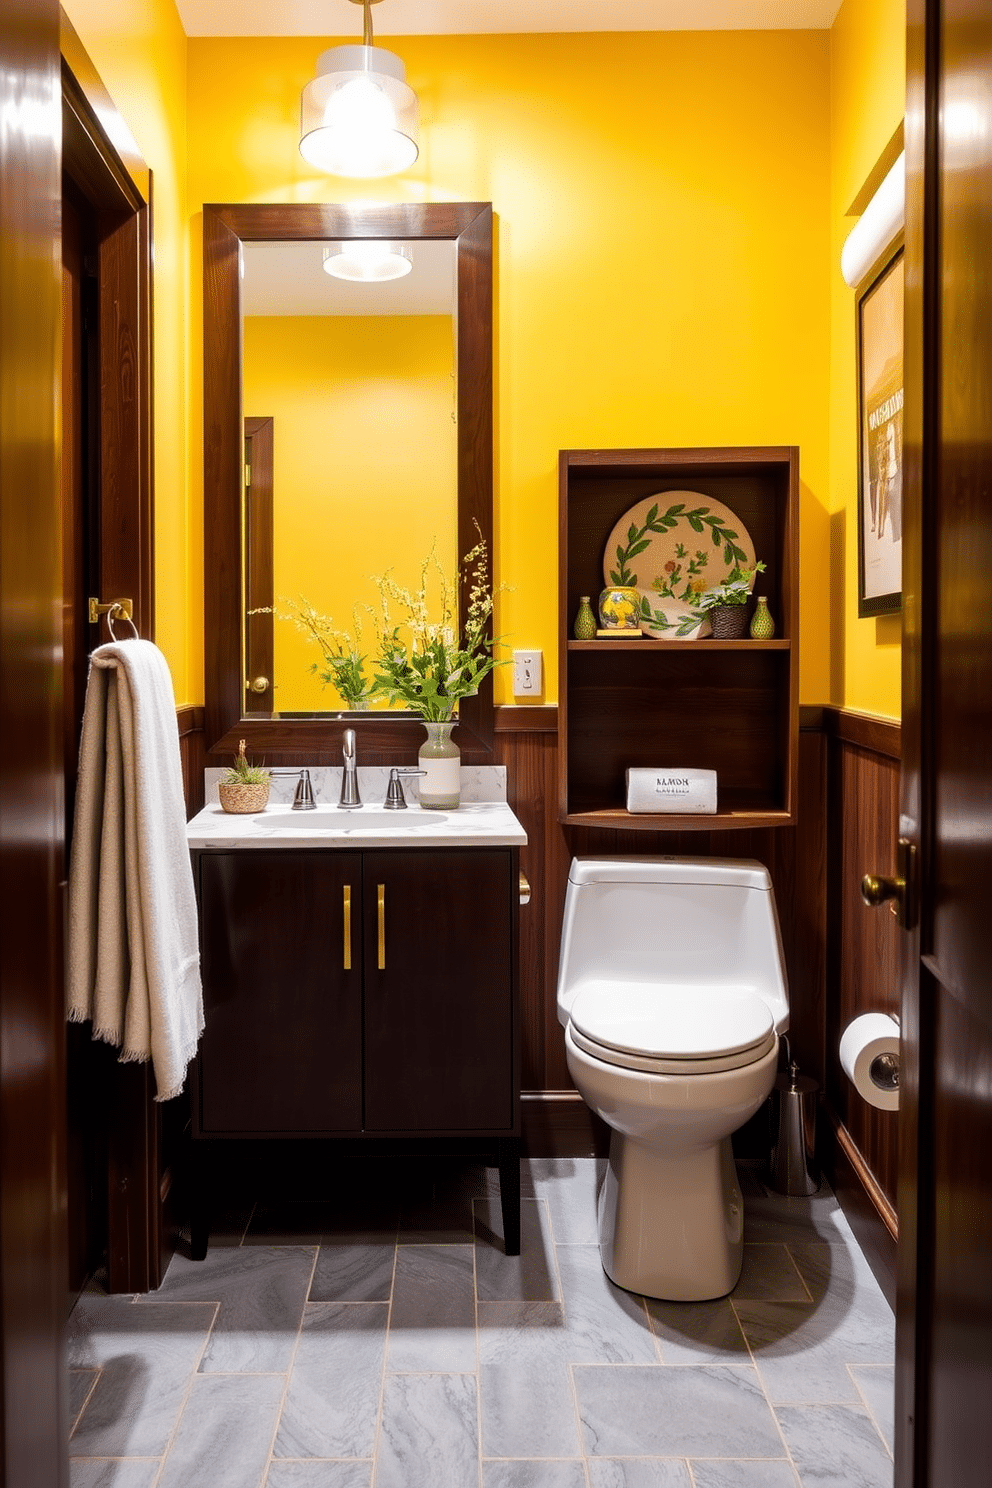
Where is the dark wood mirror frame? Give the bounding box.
[203,200,494,766]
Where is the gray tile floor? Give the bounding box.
[67,1157,895,1488]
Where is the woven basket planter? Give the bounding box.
[218,781,270,814]
[708,603,750,640]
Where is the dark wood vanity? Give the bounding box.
[189,838,521,1255]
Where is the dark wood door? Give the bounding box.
[363,849,515,1132]
[896,3,992,1484]
[196,851,363,1134]
[0,2,69,1484]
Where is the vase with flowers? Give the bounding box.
[371,530,505,808]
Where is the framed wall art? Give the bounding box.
[856,243,904,616]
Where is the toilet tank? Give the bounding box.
[557,857,789,1033]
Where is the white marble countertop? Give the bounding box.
[187,799,527,850]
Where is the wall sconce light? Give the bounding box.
[322,242,412,282]
[300,0,419,178]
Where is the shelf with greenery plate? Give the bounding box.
[566,637,791,652]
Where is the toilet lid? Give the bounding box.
[569,982,775,1070]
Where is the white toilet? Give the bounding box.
[557,856,789,1302]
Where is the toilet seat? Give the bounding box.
[568,981,776,1076]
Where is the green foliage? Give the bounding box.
[370,529,508,722]
[220,739,270,785]
[696,561,767,611]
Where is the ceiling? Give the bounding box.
[175,1,844,38]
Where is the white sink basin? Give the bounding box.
[257,810,448,829]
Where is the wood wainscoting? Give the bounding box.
[176,701,900,1297]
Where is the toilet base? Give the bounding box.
[598,1131,744,1301]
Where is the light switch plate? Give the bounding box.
[513,649,543,696]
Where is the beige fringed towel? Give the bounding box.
[67,640,204,1101]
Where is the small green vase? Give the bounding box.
[749,596,775,639]
[573,595,597,639]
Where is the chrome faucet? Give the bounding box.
[384,766,426,809]
[338,728,362,809]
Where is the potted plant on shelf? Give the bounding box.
[218,739,271,814]
[696,561,767,639]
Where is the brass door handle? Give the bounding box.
[861,839,917,929]
[247,676,270,694]
[377,883,386,969]
[343,884,352,970]
[861,873,905,913]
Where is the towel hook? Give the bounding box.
[89,597,139,641]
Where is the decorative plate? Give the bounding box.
[602,491,757,639]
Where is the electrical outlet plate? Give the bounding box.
[513,649,542,696]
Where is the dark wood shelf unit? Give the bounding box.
[559,445,799,829]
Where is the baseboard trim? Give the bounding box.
[520,1092,609,1158]
[822,1106,897,1309]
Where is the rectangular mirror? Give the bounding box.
[203,201,494,763]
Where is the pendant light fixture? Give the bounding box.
[322,242,412,282]
[300,0,419,178]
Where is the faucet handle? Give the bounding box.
[384,767,426,809]
[294,768,316,810]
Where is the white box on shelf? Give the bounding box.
[625,768,718,815]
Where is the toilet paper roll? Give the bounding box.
[840,1013,900,1111]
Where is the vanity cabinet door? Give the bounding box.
[196,850,363,1135]
[363,848,515,1133]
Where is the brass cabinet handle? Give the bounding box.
[377,883,386,969]
[343,884,352,970]
[519,871,531,906]
[247,675,270,694]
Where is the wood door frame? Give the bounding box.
[60,10,164,1295]
[244,416,274,713]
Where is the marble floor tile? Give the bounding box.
[275,1302,388,1460]
[645,1298,751,1365]
[689,1461,801,1488]
[374,1372,479,1488]
[144,1246,317,1374]
[474,1198,559,1302]
[739,1178,857,1250]
[68,1299,217,1458]
[733,1288,894,1405]
[850,1365,895,1455]
[477,1302,581,1459]
[266,1465,372,1487]
[157,1372,285,1488]
[554,1245,658,1364]
[525,1157,606,1246]
[386,1245,476,1373]
[586,1460,694,1487]
[775,1404,894,1487]
[68,1369,99,1430]
[732,1245,812,1302]
[788,1243,894,1322]
[573,1364,784,1459]
[484,1460,589,1487]
[70,1463,161,1488]
[310,1236,396,1303]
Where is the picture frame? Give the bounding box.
[856,243,904,617]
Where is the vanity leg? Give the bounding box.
[498,1137,521,1256]
[189,1141,208,1262]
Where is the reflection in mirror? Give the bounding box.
[203,201,494,764]
[240,239,458,716]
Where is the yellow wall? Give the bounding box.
[60,0,192,701]
[243,314,457,712]
[187,30,833,705]
[830,0,906,718]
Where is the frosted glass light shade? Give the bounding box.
[322,242,412,282]
[301,44,419,178]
